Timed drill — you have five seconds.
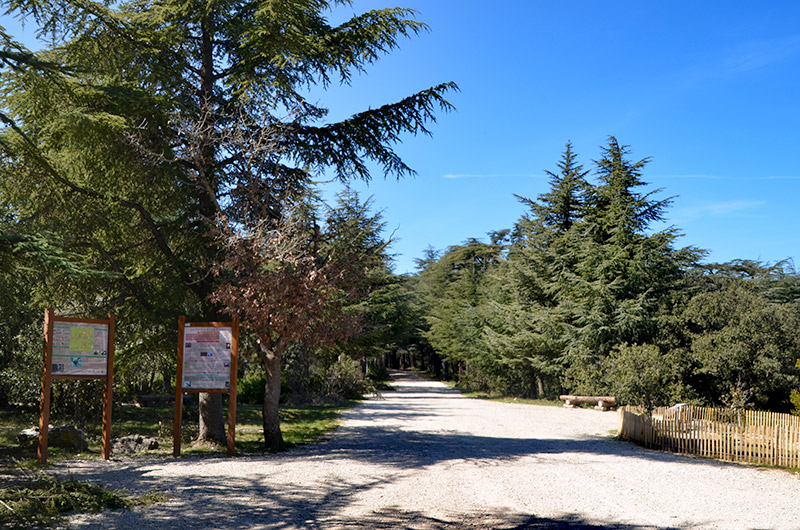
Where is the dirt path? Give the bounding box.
[61,371,800,529]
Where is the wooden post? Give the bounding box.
[101,313,115,460]
[227,315,239,456]
[173,316,186,457]
[38,308,54,465]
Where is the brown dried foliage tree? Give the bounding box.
[210,205,373,449]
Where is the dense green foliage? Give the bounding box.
[413,139,800,412]
[0,0,454,448]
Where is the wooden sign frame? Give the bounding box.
[39,308,116,465]
[173,316,239,456]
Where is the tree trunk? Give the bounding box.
[196,393,226,446]
[162,369,172,393]
[260,341,284,451]
[192,15,228,450]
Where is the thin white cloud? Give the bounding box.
[655,174,735,180]
[656,174,800,181]
[666,34,800,99]
[674,200,767,223]
[723,35,800,75]
[441,173,543,179]
[703,201,767,216]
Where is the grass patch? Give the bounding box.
[0,406,39,464]
[0,466,167,529]
[483,396,561,407]
[1,398,357,463]
[231,402,355,453]
[463,392,561,407]
[281,402,354,448]
[112,404,174,439]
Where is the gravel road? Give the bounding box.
[60,371,800,529]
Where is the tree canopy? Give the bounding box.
[0,0,456,447]
[413,138,800,412]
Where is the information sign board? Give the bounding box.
[173,316,239,457]
[51,321,110,376]
[39,309,115,465]
[182,326,233,390]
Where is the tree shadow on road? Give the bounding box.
[55,430,712,530]
[61,460,679,530]
[307,423,741,472]
[334,508,679,529]
[57,371,736,529]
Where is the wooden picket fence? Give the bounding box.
[617,405,800,468]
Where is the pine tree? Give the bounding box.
[417,238,503,390]
[515,141,592,238]
[485,142,591,396]
[1,0,456,449]
[563,137,700,394]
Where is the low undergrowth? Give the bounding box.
[2,399,359,462]
[0,466,166,529]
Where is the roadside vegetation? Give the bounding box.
[1,400,362,465]
[439,378,560,407]
[0,465,167,529]
[411,140,800,415]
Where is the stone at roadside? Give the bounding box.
[112,435,159,454]
[17,425,89,451]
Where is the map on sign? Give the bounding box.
[52,322,109,376]
[182,326,232,390]
[70,327,94,351]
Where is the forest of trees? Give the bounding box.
[0,0,455,450]
[2,0,800,460]
[412,139,800,413]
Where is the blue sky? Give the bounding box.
[4,1,799,274]
[316,1,800,273]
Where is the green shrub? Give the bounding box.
[366,364,390,383]
[604,343,679,412]
[323,356,373,400]
[791,389,800,416]
[238,370,266,405]
[0,320,43,406]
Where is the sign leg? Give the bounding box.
[38,308,54,465]
[173,391,183,457]
[38,375,51,465]
[227,393,236,456]
[102,313,115,459]
[227,315,239,456]
[174,315,186,457]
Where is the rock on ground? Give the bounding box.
[18,424,88,451]
[112,435,159,454]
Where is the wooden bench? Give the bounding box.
[559,395,618,411]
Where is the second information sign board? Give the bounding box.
[173,316,239,456]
